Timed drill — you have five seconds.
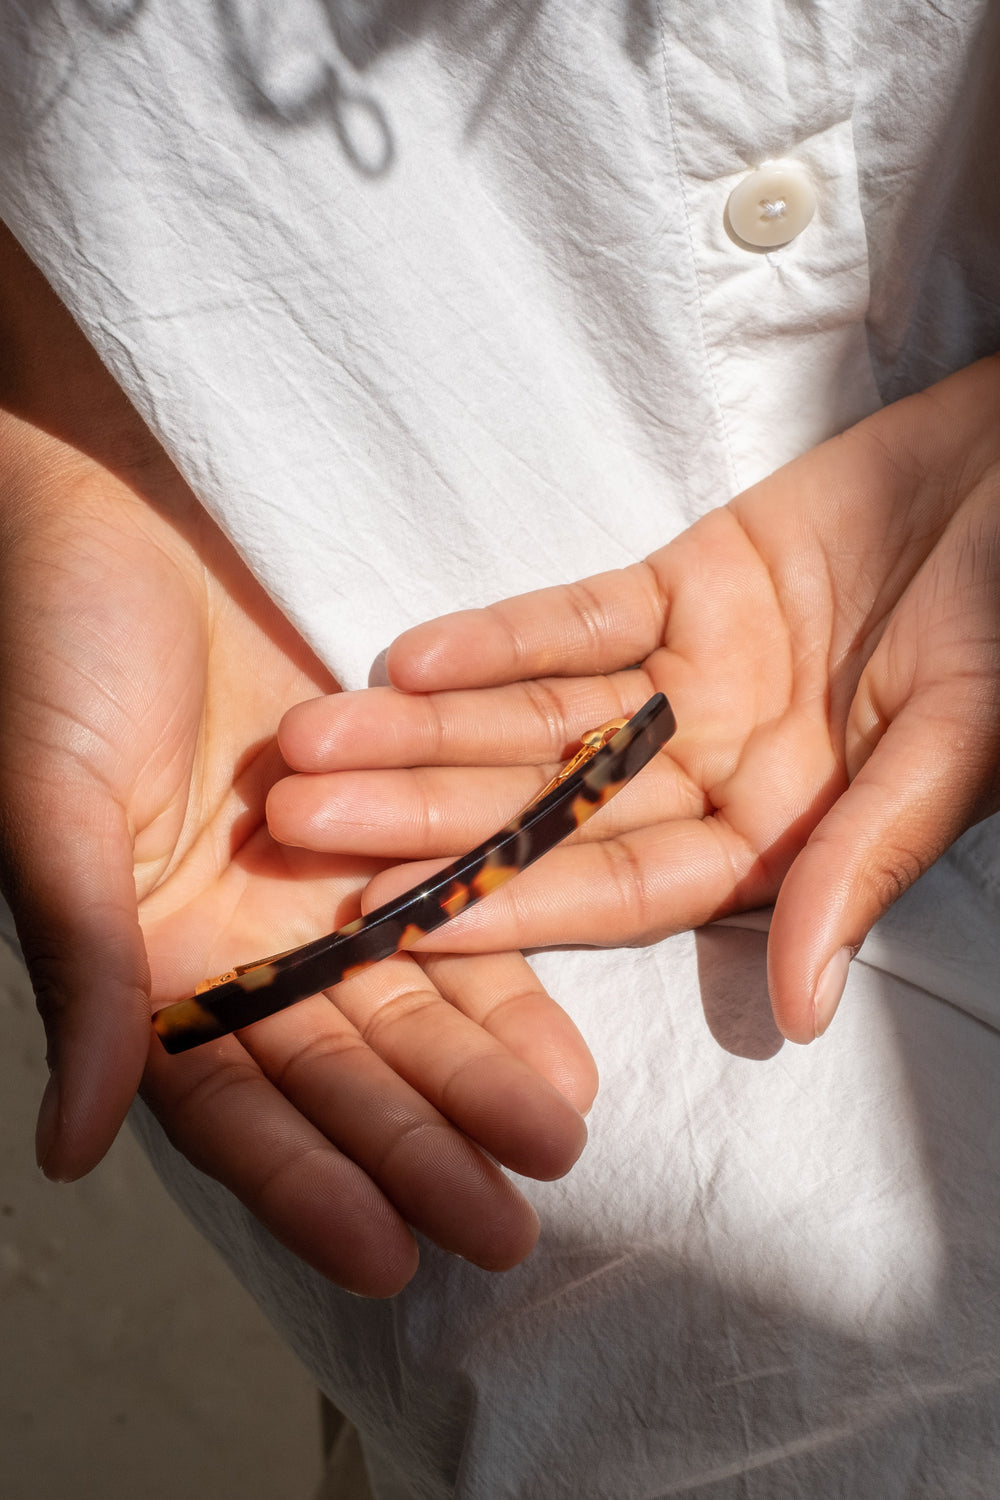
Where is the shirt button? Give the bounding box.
[726,161,817,249]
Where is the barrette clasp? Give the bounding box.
[195,945,304,994]
[529,717,628,805]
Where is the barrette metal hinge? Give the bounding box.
[529,717,628,805]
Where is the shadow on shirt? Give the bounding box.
[71,0,668,175]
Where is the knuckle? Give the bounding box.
[597,837,662,945]
[20,940,72,1039]
[423,695,449,761]
[564,579,611,656]
[521,678,570,743]
[358,983,440,1056]
[268,1030,365,1093]
[410,766,443,847]
[863,844,926,915]
[151,1057,264,1160]
[372,1117,447,1178]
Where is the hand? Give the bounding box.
[0,228,594,1294]
[270,358,1000,1045]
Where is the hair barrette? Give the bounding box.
[152,692,676,1053]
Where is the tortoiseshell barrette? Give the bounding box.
[152,692,676,1053]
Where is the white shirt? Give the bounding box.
[2,2,999,1494]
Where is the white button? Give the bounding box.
[726,161,817,249]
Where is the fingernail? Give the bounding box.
[813,948,852,1038]
[35,1071,62,1176]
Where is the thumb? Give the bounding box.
[1,772,151,1180]
[769,488,1000,1043]
[768,672,1000,1044]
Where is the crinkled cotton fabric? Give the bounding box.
[3,2,1000,1495]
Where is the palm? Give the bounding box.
[272,358,1000,1042]
[3,456,344,979]
[118,495,355,985]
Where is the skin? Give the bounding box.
[270,356,1000,1045]
[0,224,596,1296]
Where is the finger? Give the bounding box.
[141,1032,421,1296]
[266,751,696,860]
[317,951,589,1182]
[237,963,548,1268]
[268,764,537,855]
[0,775,151,1182]
[383,561,667,692]
[277,671,658,774]
[768,671,1000,1044]
[420,949,599,1116]
[358,814,775,955]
